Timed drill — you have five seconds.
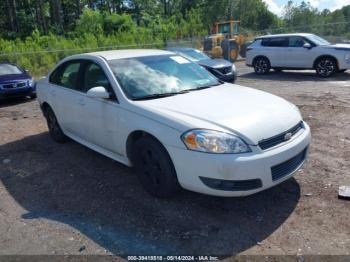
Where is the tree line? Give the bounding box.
[1,0,350,40]
[0,0,349,76]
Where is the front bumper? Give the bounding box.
[213,71,237,82]
[166,123,311,197]
[338,59,350,70]
[0,86,36,99]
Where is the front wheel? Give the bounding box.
[30,93,37,99]
[132,136,181,198]
[315,57,337,77]
[254,57,270,75]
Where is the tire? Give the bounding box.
[229,41,239,62]
[43,106,68,143]
[254,57,270,75]
[315,57,337,77]
[132,136,181,198]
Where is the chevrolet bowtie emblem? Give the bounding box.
[284,132,293,141]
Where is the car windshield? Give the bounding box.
[180,49,209,62]
[307,35,330,46]
[0,64,23,76]
[108,55,220,100]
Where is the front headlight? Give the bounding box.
[232,64,236,71]
[181,129,251,154]
[28,79,34,87]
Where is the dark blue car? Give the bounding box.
[0,62,36,100]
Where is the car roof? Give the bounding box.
[256,33,315,39]
[82,49,174,61]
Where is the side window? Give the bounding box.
[261,38,270,46]
[49,61,81,90]
[268,37,288,47]
[288,36,308,47]
[83,62,115,96]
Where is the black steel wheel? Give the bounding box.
[29,93,37,99]
[132,136,180,198]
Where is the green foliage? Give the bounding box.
[1,0,350,77]
[75,9,104,36]
[103,13,137,34]
[280,1,350,36]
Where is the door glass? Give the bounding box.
[268,37,288,47]
[59,63,81,89]
[50,62,81,90]
[83,63,112,93]
[288,36,308,47]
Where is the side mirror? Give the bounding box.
[87,86,110,99]
[303,43,312,49]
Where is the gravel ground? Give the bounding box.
[0,62,349,258]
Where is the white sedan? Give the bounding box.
[37,49,311,198]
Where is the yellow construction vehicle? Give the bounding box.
[202,20,248,62]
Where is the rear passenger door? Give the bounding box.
[261,37,288,67]
[48,60,87,138]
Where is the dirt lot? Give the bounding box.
[0,62,350,258]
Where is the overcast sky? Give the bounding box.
[263,0,350,16]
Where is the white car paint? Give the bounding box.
[37,49,311,197]
[246,33,350,70]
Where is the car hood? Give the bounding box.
[0,73,31,83]
[138,84,302,145]
[324,43,350,50]
[197,59,232,69]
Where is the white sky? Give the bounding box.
[263,0,350,16]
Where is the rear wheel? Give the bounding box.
[229,41,239,62]
[315,57,337,77]
[43,106,68,143]
[132,136,181,198]
[254,57,270,75]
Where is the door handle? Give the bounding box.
[78,99,85,106]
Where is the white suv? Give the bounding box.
[246,33,350,77]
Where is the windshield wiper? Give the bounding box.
[132,91,190,101]
[132,82,222,101]
[181,82,222,93]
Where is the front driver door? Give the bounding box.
[285,36,315,68]
[78,61,122,155]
